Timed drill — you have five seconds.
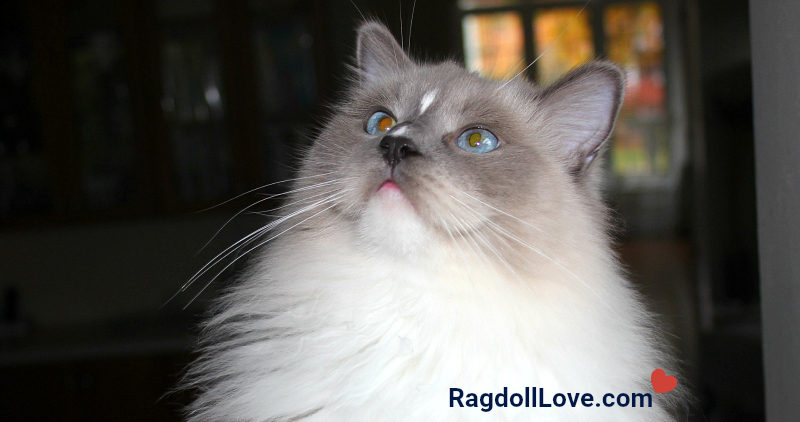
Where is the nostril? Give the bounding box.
[379,138,390,151]
[398,144,408,159]
[399,142,418,158]
[378,135,419,165]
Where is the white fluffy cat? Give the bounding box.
[183,21,683,421]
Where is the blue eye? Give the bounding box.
[456,128,499,153]
[365,111,396,135]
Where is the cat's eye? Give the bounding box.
[365,111,396,135]
[456,128,499,154]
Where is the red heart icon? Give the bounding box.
[651,369,677,393]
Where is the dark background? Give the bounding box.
[0,0,761,420]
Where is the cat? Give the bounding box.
[182,21,683,421]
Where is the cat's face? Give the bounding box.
[299,22,623,256]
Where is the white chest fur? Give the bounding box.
[191,228,673,421]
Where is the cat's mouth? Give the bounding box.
[377,179,401,193]
[371,177,417,213]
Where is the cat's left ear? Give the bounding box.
[356,21,413,83]
[537,61,625,175]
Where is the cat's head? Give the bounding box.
[299,21,623,259]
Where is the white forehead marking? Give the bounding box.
[391,125,408,135]
[419,89,438,114]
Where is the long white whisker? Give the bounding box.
[440,211,480,288]
[437,215,457,247]
[260,188,345,215]
[408,0,417,50]
[161,224,270,308]
[448,205,520,279]
[399,0,404,50]
[182,199,343,309]
[182,190,346,294]
[195,196,277,255]
[178,191,346,309]
[447,191,617,313]
[446,211,483,263]
[437,215,475,270]
[473,212,620,316]
[193,171,336,214]
[453,191,544,233]
[196,178,354,253]
[440,213,480,290]
[202,188,345,265]
[349,0,366,21]
[452,193,578,280]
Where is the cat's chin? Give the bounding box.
[356,182,431,256]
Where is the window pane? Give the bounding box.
[69,30,136,210]
[605,2,669,177]
[0,1,51,217]
[161,27,233,203]
[251,10,316,185]
[533,7,594,85]
[462,13,524,80]
[253,18,316,116]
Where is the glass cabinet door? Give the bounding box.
[0,1,51,217]
[159,2,233,204]
[67,1,137,211]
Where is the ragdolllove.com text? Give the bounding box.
[450,387,653,412]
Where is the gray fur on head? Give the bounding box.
[299,21,627,249]
[356,21,413,82]
[183,21,685,422]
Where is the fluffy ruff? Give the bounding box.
[183,205,680,421]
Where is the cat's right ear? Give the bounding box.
[536,61,625,176]
[356,21,412,83]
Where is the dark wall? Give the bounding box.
[697,0,759,306]
[692,0,763,420]
[750,0,800,420]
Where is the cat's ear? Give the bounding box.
[356,21,412,82]
[537,61,624,175]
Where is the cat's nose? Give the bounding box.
[379,135,419,167]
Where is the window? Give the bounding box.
[604,3,669,177]
[533,7,594,85]
[0,1,50,217]
[460,0,678,189]
[159,3,233,203]
[462,12,525,79]
[67,2,137,211]
[250,3,317,187]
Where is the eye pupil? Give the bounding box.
[456,128,498,154]
[378,117,393,132]
[468,132,482,147]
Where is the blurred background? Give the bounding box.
[0,0,765,420]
